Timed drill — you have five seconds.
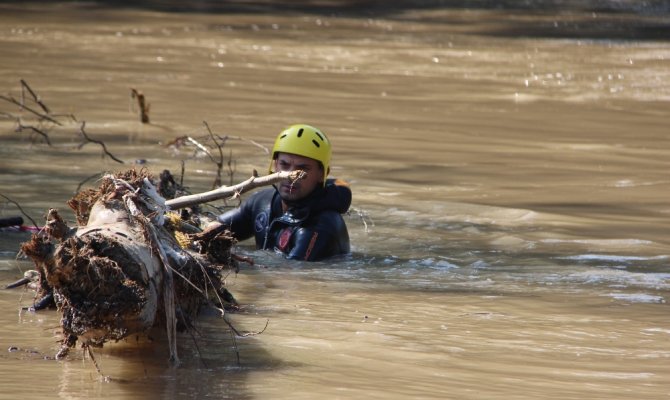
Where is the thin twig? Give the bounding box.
[85,345,108,380]
[167,133,269,155]
[159,224,254,364]
[16,121,53,146]
[75,172,104,193]
[0,193,40,229]
[168,264,206,295]
[203,121,225,188]
[77,121,124,164]
[50,113,78,122]
[178,249,249,364]
[226,149,236,186]
[185,136,216,163]
[0,94,62,125]
[214,134,269,154]
[179,160,185,187]
[20,79,51,115]
[229,328,240,365]
[227,318,269,338]
[183,319,209,369]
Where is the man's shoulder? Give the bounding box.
[317,178,352,214]
[308,208,347,230]
[231,188,276,221]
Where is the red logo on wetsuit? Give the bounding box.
[277,227,293,252]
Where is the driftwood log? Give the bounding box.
[19,169,305,364]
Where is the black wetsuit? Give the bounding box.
[217,179,351,261]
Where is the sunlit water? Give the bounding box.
[1,2,669,399]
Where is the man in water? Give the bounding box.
[198,124,351,261]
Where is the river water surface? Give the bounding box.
[0,2,669,399]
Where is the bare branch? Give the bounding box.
[50,113,78,123]
[20,79,51,115]
[75,172,103,193]
[85,345,109,380]
[130,88,150,124]
[0,94,61,125]
[77,121,124,164]
[203,121,225,188]
[184,136,216,163]
[0,193,40,229]
[16,121,53,146]
[166,133,269,156]
[225,317,269,338]
[166,170,305,210]
[226,149,236,186]
[215,134,269,154]
[0,111,16,120]
[179,160,185,187]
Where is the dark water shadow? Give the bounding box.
[3,0,667,15]
[2,0,668,41]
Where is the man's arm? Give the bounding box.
[216,206,255,241]
[193,190,262,242]
[191,206,253,243]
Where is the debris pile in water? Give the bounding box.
[20,169,238,364]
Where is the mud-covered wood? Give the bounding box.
[20,169,240,364]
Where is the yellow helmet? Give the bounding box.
[269,124,332,185]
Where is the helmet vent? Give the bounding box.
[312,140,320,147]
[280,134,287,139]
[314,131,324,141]
[297,128,304,137]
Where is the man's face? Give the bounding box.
[274,152,323,202]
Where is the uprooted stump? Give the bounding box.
[20,169,239,365]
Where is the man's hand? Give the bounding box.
[190,221,225,242]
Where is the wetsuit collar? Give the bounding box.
[272,185,325,225]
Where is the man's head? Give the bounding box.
[269,124,332,202]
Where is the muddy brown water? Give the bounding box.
[0,2,669,399]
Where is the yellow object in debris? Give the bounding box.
[174,231,191,249]
[165,212,192,248]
